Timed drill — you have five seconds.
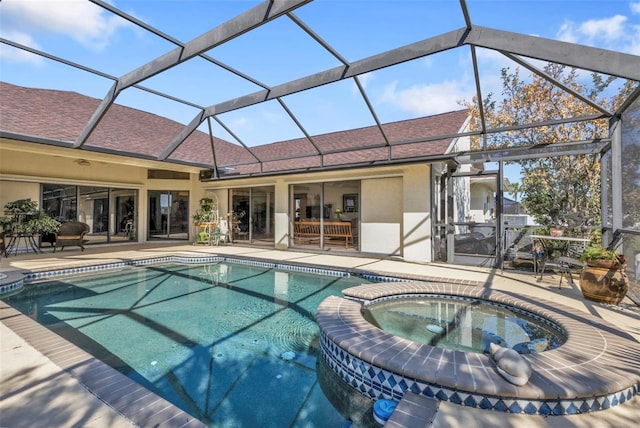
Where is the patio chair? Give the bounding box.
[53,222,90,253]
[535,235,588,288]
[556,241,588,288]
[0,232,6,258]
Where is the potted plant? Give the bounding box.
[4,198,38,216]
[579,245,628,304]
[579,246,624,268]
[192,197,218,244]
[0,216,14,233]
[2,199,60,235]
[23,213,61,235]
[192,197,216,225]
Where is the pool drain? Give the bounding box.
[281,351,296,360]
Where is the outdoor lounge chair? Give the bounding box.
[53,222,90,253]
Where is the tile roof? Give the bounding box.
[1,82,468,175]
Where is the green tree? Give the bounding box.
[464,63,634,234]
[620,98,640,229]
[504,181,523,214]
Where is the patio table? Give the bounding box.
[529,234,590,282]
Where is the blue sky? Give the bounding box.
[1,0,639,188]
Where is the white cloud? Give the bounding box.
[0,30,44,65]
[357,72,374,89]
[231,116,250,129]
[1,0,130,52]
[580,15,627,41]
[422,57,434,69]
[631,2,640,14]
[557,21,578,43]
[379,80,471,115]
[555,14,638,52]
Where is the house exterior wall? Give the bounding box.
[402,164,431,262]
[0,140,202,242]
[273,180,289,250]
[361,177,403,256]
[0,180,40,205]
[2,139,436,262]
[470,182,495,222]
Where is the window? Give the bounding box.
[343,194,358,213]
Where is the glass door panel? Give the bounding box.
[169,191,189,239]
[114,190,137,241]
[79,186,109,244]
[42,184,77,222]
[251,186,275,243]
[41,184,77,248]
[230,189,250,242]
[291,183,322,249]
[148,191,189,240]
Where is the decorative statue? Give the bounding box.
[489,343,532,386]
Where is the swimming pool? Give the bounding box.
[4,261,375,427]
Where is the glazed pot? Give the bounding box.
[580,265,629,305]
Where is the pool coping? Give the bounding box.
[0,300,207,428]
[317,282,640,415]
[0,252,486,295]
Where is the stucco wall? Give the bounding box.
[2,140,437,261]
[0,180,40,208]
[361,177,403,255]
[402,164,432,262]
[0,142,202,242]
[0,147,148,185]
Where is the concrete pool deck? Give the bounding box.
[1,242,639,427]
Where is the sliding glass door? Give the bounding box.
[229,186,275,244]
[148,191,190,240]
[290,181,359,250]
[41,183,138,246]
[251,186,275,243]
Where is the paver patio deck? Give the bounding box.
[1,242,639,427]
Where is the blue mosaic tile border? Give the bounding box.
[319,332,639,415]
[21,255,396,283]
[0,275,24,296]
[359,273,410,283]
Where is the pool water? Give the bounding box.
[5,262,372,427]
[362,295,566,354]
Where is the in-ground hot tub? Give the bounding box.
[316,282,640,415]
[362,294,566,354]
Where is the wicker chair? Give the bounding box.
[0,232,6,258]
[53,222,90,253]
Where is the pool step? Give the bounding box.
[384,392,439,427]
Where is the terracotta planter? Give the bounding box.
[585,259,622,269]
[580,265,629,305]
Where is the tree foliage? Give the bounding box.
[463,63,635,233]
[620,98,640,229]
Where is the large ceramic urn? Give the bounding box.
[580,258,629,305]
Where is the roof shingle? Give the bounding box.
[1,82,468,174]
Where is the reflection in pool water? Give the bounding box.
[362,295,566,354]
[5,262,373,427]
